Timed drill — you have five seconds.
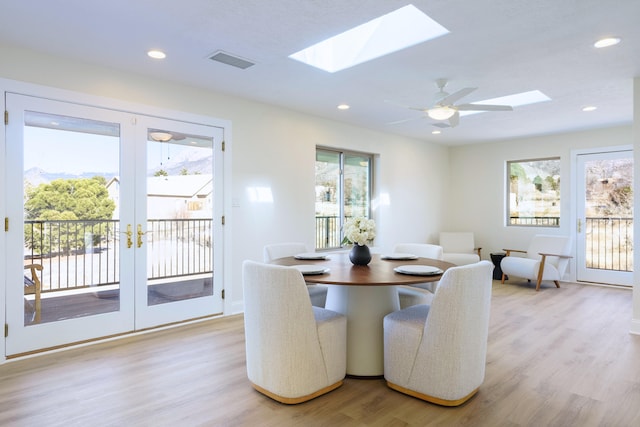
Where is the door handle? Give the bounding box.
[577,218,582,233]
[137,224,146,248]
[121,224,133,248]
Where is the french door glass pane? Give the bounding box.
[145,129,214,306]
[583,157,633,272]
[23,112,121,325]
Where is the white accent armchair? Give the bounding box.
[439,232,481,265]
[263,242,328,307]
[500,235,572,291]
[383,261,494,406]
[393,243,444,308]
[242,260,347,404]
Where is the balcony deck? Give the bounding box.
[24,276,213,325]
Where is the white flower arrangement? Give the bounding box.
[341,216,376,246]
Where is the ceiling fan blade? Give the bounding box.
[384,99,411,108]
[448,111,460,127]
[456,103,513,111]
[384,99,428,113]
[437,87,477,106]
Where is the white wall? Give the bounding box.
[228,105,449,312]
[0,45,449,315]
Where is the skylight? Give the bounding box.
[289,4,449,73]
[459,90,551,117]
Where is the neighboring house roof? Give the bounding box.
[147,175,213,198]
[106,176,120,188]
[105,175,212,198]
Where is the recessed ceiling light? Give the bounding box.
[432,130,441,135]
[594,37,621,48]
[289,4,449,72]
[337,104,350,110]
[147,50,166,59]
[582,106,597,112]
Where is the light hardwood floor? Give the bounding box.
[1,280,640,426]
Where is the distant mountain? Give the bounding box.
[24,148,212,186]
[24,167,118,186]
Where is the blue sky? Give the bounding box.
[24,126,200,175]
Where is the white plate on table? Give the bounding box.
[394,265,443,276]
[294,252,329,260]
[381,253,419,260]
[293,265,330,275]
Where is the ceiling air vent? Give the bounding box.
[208,51,255,69]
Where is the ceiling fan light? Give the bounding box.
[427,106,456,120]
[149,131,173,142]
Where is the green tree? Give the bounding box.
[509,163,527,208]
[24,176,116,254]
[608,186,633,216]
[545,175,560,192]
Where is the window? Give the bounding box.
[507,158,560,226]
[315,148,372,249]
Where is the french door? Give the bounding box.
[576,149,633,286]
[4,93,224,355]
[134,115,224,329]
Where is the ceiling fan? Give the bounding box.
[390,79,513,128]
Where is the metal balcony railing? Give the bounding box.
[316,215,633,272]
[509,216,560,226]
[24,219,213,293]
[21,215,633,294]
[585,217,633,271]
[315,215,341,250]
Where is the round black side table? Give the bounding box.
[490,252,508,280]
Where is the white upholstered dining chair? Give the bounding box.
[393,243,444,260]
[392,243,444,308]
[500,234,572,291]
[384,260,494,406]
[439,231,481,265]
[263,242,328,307]
[242,260,346,404]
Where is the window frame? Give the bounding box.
[506,157,561,227]
[315,147,373,250]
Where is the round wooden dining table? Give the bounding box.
[270,252,455,376]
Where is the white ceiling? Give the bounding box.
[1,0,639,145]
